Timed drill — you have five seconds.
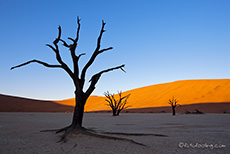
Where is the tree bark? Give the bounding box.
[172,106,176,116]
[112,109,117,116]
[117,109,123,116]
[71,90,87,127]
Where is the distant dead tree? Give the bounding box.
[11,17,126,142]
[104,91,131,116]
[168,97,181,116]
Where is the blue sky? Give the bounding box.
[0,0,229,100]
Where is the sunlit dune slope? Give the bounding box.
[55,79,230,112]
[56,96,107,112]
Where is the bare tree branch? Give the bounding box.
[75,16,81,42]
[53,26,61,44]
[96,20,106,51]
[56,23,81,78]
[118,93,130,107]
[49,26,76,84]
[78,53,86,58]
[81,20,107,82]
[111,94,117,108]
[98,47,113,54]
[60,39,70,47]
[104,91,131,116]
[68,37,75,42]
[89,64,125,82]
[85,64,125,98]
[168,97,180,116]
[11,59,61,70]
[118,94,131,111]
[104,91,115,108]
[85,65,125,98]
[97,64,125,77]
[46,44,56,52]
[63,17,81,78]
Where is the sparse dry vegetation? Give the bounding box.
[104,91,131,116]
[168,97,181,116]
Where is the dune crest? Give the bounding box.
[55,79,230,112]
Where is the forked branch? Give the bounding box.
[60,16,82,77]
[104,91,131,116]
[168,97,180,107]
[89,64,125,83]
[81,20,113,81]
[85,64,125,98]
[168,97,181,116]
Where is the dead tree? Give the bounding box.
[104,91,131,116]
[11,17,125,142]
[168,97,181,116]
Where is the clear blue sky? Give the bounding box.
[0,0,229,100]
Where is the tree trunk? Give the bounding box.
[172,106,176,116]
[117,110,121,116]
[112,109,117,116]
[71,92,86,128]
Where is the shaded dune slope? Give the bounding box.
[0,94,74,112]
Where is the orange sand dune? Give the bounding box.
[56,79,230,112]
[56,96,107,112]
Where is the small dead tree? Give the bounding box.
[168,97,181,116]
[11,17,126,142]
[104,91,131,116]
